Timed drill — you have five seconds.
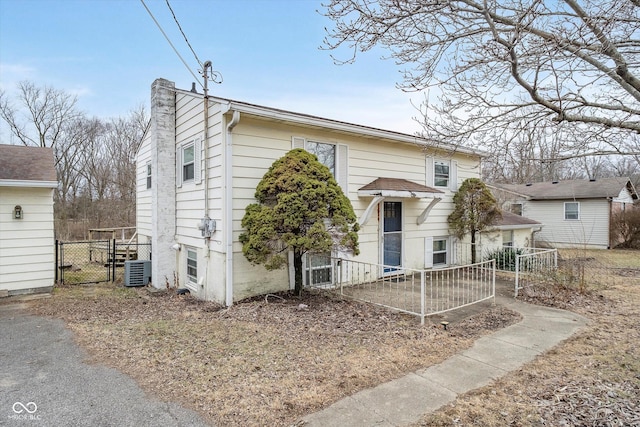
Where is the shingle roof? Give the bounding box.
[359,177,442,194]
[493,210,541,227]
[492,177,637,200]
[0,144,57,182]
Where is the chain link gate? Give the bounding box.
[56,239,153,285]
[56,239,113,285]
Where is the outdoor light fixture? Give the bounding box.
[13,205,22,219]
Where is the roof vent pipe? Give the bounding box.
[191,82,197,93]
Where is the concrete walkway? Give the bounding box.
[301,296,588,427]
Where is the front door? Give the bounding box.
[383,201,402,272]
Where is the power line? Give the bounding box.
[139,0,204,89]
[165,0,202,69]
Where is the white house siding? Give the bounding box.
[136,132,152,239]
[228,115,481,300]
[140,81,483,304]
[0,187,55,294]
[172,92,227,298]
[525,199,609,249]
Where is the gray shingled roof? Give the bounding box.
[359,177,443,194]
[493,210,541,228]
[492,177,637,200]
[0,144,57,182]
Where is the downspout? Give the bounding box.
[225,110,241,306]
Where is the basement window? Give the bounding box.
[186,248,198,284]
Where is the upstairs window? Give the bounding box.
[182,144,195,182]
[564,202,580,220]
[434,161,450,188]
[146,163,152,189]
[305,140,336,176]
[510,203,523,216]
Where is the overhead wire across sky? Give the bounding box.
[139,0,222,89]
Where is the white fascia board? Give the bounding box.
[493,224,543,231]
[357,189,442,198]
[0,179,58,188]
[193,92,484,158]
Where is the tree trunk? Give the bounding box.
[293,249,304,296]
[471,230,477,264]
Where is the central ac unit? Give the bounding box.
[124,260,151,287]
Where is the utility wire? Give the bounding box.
[140,0,204,90]
[165,0,203,69]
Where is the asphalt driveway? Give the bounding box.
[0,302,211,427]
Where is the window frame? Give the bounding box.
[502,230,514,247]
[433,160,450,188]
[182,143,195,183]
[186,248,198,285]
[564,202,580,220]
[145,163,152,189]
[510,202,523,216]
[432,237,448,266]
[305,140,336,176]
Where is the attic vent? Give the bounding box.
[589,178,596,182]
[525,183,532,186]
[125,260,151,287]
[552,181,559,184]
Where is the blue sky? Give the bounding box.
[0,0,424,138]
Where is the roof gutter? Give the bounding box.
[174,88,485,158]
[0,180,58,188]
[225,109,241,307]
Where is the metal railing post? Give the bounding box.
[515,253,520,297]
[420,270,425,325]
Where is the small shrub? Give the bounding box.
[485,247,524,271]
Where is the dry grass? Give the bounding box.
[414,249,640,427]
[25,249,639,426]
[28,283,519,426]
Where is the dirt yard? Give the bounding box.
[25,249,639,426]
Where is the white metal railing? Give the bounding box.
[307,256,496,324]
[514,249,558,297]
[454,243,554,271]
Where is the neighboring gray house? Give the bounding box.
[0,144,57,296]
[490,177,638,249]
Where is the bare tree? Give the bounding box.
[0,81,80,153]
[322,0,640,161]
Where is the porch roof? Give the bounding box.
[357,178,444,198]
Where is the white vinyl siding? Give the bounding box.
[136,132,153,237]
[0,187,55,292]
[525,199,609,249]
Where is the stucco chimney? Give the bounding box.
[150,78,176,289]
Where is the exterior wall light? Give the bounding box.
[13,205,23,219]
